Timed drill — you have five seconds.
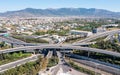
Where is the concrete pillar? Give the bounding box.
[118,33,120,42]
[113,56,116,61]
[53,48,56,56]
[61,49,65,58]
[1,53,5,60]
[87,51,90,57]
[35,49,40,54]
[11,43,14,48]
[0,53,3,60]
[33,51,35,55]
[39,49,42,53]
[23,44,26,46]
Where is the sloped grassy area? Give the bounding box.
[68,60,101,75]
[47,56,59,67]
[0,56,43,75]
[0,52,31,66]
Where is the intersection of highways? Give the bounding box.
[0,29,120,75]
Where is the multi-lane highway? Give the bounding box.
[0,55,38,73]
[0,29,120,74]
[73,29,120,45]
[38,51,87,75]
[46,51,87,75]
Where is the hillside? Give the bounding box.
[0,8,120,18]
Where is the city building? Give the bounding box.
[0,30,9,36]
[92,27,106,33]
[102,24,118,28]
[70,30,93,37]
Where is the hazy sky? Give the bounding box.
[0,0,120,12]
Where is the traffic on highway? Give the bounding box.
[0,29,120,75]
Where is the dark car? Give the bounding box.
[46,68,49,71]
[69,68,72,71]
[61,59,64,62]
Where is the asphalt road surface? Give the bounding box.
[50,51,87,75]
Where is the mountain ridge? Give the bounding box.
[0,8,120,18]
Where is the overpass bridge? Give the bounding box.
[73,29,120,45]
[0,45,120,58]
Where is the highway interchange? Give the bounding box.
[0,29,120,75]
[0,45,120,57]
[39,51,87,75]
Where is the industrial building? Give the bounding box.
[92,27,106,33]
[70,30,93,37]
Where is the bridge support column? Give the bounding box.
[11,43,14,48]
[36,49,40,54]
[112,56,115,66]
[23,44,26,46]
[53,48,57,56]
[87,51,90,57]
[0,53,4,60]
[42,49,48,57]
[39,49,42,54]
[33,51,35,55]
[118,33,120,42]
[62,49,66,58]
